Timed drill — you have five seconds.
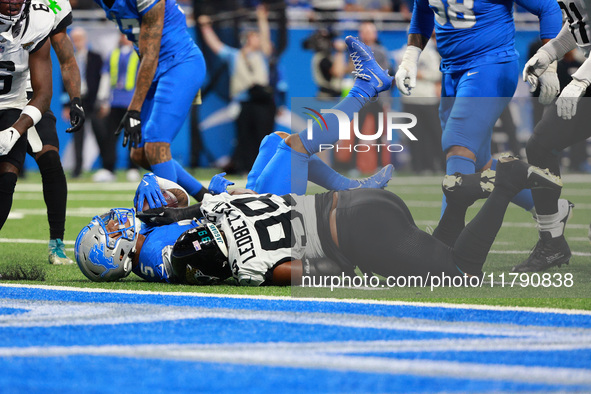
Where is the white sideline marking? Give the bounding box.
[12,193,133,201]
[1,283,591,316]
[0,238,74,245]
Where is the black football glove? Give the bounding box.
[136,207,180,226]
[66,97,85,133]
[115,109,142,149]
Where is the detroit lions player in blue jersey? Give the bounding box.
[93,0,208,201]
[395,0,562,215]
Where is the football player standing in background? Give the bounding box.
[93,0,209,201]
[26,0,86,265]
[395,0,562,218]
[517,0,591,272]
[0,0,56,231]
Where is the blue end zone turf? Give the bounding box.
[1,284,590,393]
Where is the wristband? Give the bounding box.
[401,45,422,65]
[21,105,42,126]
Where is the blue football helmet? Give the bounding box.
[75,208,141,282]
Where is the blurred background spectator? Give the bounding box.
[93,34,141,183]
[303,29,347,98]
[66,27,106,179]
[198,5,275,175]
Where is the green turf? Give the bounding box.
[2,169,591,310]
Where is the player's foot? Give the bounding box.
[48,238,74,265]
[345,36,392,97]
[93,169,116,183]
[512,232,571,272]
[442,169,495,207]
[496,155,562,193]
[350,164,394,189]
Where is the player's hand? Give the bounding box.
[0,127,21,156]
[115,110,141,149]
[395,46,421,96]
[537,62,560,105]
[556,78,589,120]
[208,172,234,195]
[66,97,85,133]
[136,206,180,225]
[523,50,554,92]
[134,173,168,211]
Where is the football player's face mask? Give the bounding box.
[0,0,29,27]
[75,208,141,282]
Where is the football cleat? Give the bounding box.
[345,36,392,97]
[514,200,575,273]
[48,238,75,265]
[442,169,495,207]
[496,155,562,193]
[512,232,571,272]
[351,164,394,189]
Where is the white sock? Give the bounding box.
[537,212,563,238]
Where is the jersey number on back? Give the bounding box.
[559,1,590,45]
[429,0,476,29]
[0,61,15,95]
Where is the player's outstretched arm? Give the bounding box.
[51,29,85,133]
[198,15,224,55]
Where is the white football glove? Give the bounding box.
[523,50,554,92]
[395,46,422,96]
[556,78,589,120]
[536,61,560,105]
[0,127,20,156]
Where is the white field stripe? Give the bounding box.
[0,238,74,245]
[8,208,114,217]
[2,283,591,316]
[14,180,247,192]
[0,343,590,386]
[12,193,133,201]
[489,250,591,257]
[571,237,591,242]
[415,220,591,230]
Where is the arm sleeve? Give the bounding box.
[408,0,435,39]
[572,57,591,84]
[50,13,72,35]
[541,24,578,60]
[515,0,563,39]
[136,0,160,15]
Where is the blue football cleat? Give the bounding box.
[345,35,393,98]
[351,164,394,189]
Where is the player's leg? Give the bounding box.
[0,110,27,230]
[246,131,286,190]
[255,36,392,195]
[452,157,562,275]
[142,54,207,200]
[27,111,73,264]
[513,101,591,272]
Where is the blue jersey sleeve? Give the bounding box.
[135,0,160,15]
[515,0,562,39]
[408,0,435,40]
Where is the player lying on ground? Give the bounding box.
[75,156,562,285]
[518,0,591,272]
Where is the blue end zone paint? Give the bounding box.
[1,285,590,393]
[2,286,591,328]
[0,356,588,394]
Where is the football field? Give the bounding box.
[1,171,591,392]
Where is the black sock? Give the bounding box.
[37,151,67,240]
[452,187,515,275]
[0,172,18,230]
[433,201,469,247]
